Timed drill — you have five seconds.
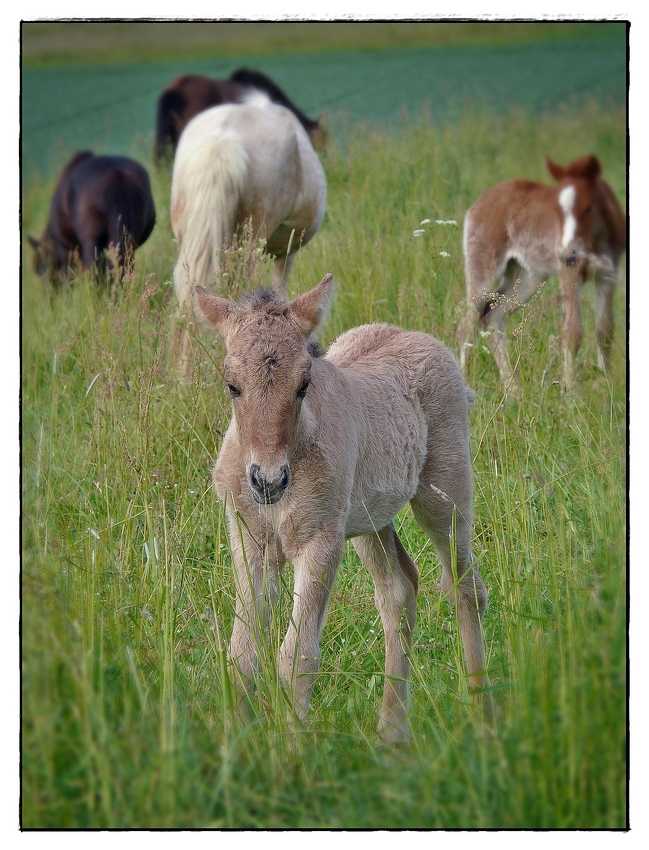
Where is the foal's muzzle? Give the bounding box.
[247,463,291,505]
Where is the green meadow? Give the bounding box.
[21,23,627,829]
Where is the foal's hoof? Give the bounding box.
[378,720,411,747]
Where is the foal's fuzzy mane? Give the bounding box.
[239,288,288,313]
[237,288,324,358]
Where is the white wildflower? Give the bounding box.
[420,218,431,225]
[413,229,425,237]
[435,219,458,226]
[89,528,100,540]
[439,251,451,258]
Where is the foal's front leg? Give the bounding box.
[278,530,344,721]
[559,257,585,390]
[227,512,284,709]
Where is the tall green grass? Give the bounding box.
[21,104,627,828]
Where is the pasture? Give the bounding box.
[21,25,627,829]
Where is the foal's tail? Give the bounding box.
[170,129,249,301]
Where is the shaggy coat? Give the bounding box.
[195,275,488,744]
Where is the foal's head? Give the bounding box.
[546,154,625,261]
[195,274,333,505]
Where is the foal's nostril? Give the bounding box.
[249,463,262,491]
[279,464,290,490]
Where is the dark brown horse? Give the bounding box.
[155,68,325,162]
[29,151,156,283]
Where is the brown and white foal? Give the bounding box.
[458,154,626,391]
[195,274,488,744]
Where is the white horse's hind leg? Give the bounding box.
[171,262,197,380]
[272,251,295,294]
[352,524,418,745]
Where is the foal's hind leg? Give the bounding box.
[411,455,488,698]
[593,263,617,373]
[352,524,418,745]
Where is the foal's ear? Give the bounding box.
[289,274,334,337]
[545,157,565,182]
[28,235,40,251]
[194,285,236,338]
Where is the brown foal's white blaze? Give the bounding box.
[458,154,626,391]
[195,274,489,745]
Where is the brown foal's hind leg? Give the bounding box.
[593,266,617,373]
[352,523,418,745]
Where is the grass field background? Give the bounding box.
[21,22,628,829]
[22,22,626,179]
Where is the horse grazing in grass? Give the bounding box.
[194,274,489,744]
[29,151,156,284]
[170,93,327,378]
[155,67,325,162]
[458,154,626,391]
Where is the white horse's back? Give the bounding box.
[170,95,327,378]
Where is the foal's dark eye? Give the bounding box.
[227,383,241,398]
[297,380,310,399]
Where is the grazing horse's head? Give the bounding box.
[195,274,333,505]
[546,154,626,265]
[28,228,58,277]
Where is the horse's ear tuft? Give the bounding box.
[545,157,565,182]
[194,285,236,338]
[289,274,334,337]
[568,154,601,180]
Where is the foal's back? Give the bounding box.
[323,323,473,535]
[327,323,471,421]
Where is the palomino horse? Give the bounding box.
[29,151,156,284]
[155,67,325,162]
[170,93,327,378]
[458,154,626,391]
[194,274,488,745]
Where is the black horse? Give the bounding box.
[29,151,156,283]
[154,67,325,162]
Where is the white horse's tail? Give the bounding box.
[171,129,249,299]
